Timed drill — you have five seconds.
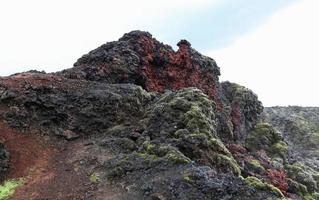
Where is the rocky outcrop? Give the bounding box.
[263,106,319,199]
[221,81,263,142]
[61,31,263,145]
[62,31,222,106]
[0,31,316,199]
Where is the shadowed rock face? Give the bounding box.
[0,31,316,200]
[0,142,9,181]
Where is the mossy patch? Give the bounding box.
[214,154,241,176]
[246,159,265,173]
[270,141,288,157]
[183,104,214,136]
[137,153,158,161]
[140,142,190,164]
[246,123,287,159]
[182,172,193,183]
[287,178,308,196]
[286,163,318,193]
[0,178,24,200]
[245,176,284,197]
[304,194,318,200]
[164,148,191,164]
[89,172,100,183]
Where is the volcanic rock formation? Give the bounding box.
[0,31,318,200]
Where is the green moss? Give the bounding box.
[183,176,191,182]
[302,192,319,200]
[137,153,158,160]
[164,148,191,164]
[286,162,318,193]
[89,172,100,183]
[215,154,241,176]
[207,138,232,156]
[245,176,284,197]
[245,176,265,188]
[182,174,192,183]
[183,105,213,136]
[286,162,305,174]
[168,97,191,111]
[142,141,155,154]
[141,143,191,164]
[310,192,319,199]
[271,141,288,157]
[0,178,24,200]
[287,178,308,196]
[304,195,316,200]
[246,159,265,173]
[246,123,287,159]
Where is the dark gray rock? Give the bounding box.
[0,142,9,181]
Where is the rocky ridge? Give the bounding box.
[0,31,317,200]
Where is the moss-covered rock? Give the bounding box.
[140,88,229,164]
[221,81,263,142]
[287,178,308,196]
[245,159,266,174]
[214,154,241,176]
[89,172,100,183]
[245,176,284,197]
[0,178,24,200]
[286,163,318,193]
[304,193,319,200]
[270,141,288,158]
[245,123,288,159]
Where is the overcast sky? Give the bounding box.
[0,0,318,106]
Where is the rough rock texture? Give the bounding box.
[61,31,263,144]
[62,31,222,106]
[263,106,319,199]
[0,142,9,181]
[263,107,319,170]
[0,31,316,200]
[221,81,263,142]
[0,73,151,137]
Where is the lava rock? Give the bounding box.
[0,142,9,181]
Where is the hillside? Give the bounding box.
[0,31,318,200]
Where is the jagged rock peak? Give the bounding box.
[177,39,191,48]
[119,30,153,41]
[62,30,222,106]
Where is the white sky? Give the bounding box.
[210,0,319,106]
[0,0,318,106]
[0,0,217,75]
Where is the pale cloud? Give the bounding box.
[209,0,319,106]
